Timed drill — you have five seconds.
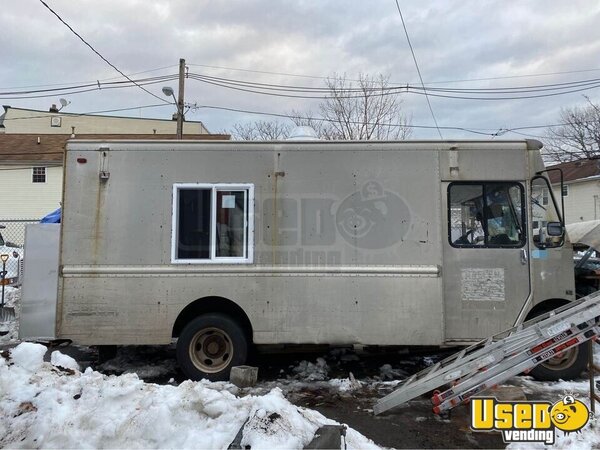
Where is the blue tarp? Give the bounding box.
[40,208,61,223]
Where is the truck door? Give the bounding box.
[442,181,530,341]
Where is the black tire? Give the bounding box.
[176,313,248,381]
[528,307,590,381]
[529,342,589,381]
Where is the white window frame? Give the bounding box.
[562,184,569,197]
[541,187,549,206]
[171,183,254,264]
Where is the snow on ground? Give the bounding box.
[2,286,600,449]
[291,357,329,381]
[507,417,599,450]
[0,343,381,450]
[506,342,600,450]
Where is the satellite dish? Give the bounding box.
[59,98,68,107]
[162,86,175,97]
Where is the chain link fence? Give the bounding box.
[0,219,40,248]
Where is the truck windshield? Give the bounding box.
[449,182,525,248]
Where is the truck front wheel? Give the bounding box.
[530,343,589,381]
[176,313,248,381]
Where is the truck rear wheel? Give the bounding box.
[528,306,590,381]
[176,313,248,381]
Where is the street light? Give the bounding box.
[162,86,175,100]
[162,85,183,139]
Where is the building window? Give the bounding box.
[541,187,549,206]
[448,182,525,248]
[172,183,254,263]
[32,167,46,183]
[562,184,569,196]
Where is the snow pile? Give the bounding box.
[9,342,46,372]
[507,420,599,450]
[0,343,381,449]
[292,357,329,381]
[328,373,362,392]
[50,350,80,371]
[547,422,600,450]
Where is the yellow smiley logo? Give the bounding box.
[550,396,590,433]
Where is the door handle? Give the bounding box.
[520,248,528,265]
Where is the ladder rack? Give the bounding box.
[374,291,600,415]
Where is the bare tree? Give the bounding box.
[544,97,600,163]
[290,73,412,140]
[230,73,412,141]
[231,120,292,140]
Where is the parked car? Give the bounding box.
[0,226,23,287]
[574,254,600,298]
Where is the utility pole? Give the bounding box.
[177,58,185,139]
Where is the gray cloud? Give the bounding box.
[2,0,600,139]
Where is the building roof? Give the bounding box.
[547,158,600,184]
[0,133,231,164]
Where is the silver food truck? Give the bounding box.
[19,139,585,381]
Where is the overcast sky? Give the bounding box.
[2,0,600,139]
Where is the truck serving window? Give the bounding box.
[172,184,254,263]
[448,182,525,248]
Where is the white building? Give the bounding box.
[1,105,209,135]
[548,158,600,224]
[0,124,229,244]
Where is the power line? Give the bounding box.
[506,130,551,140]
[7,70,600,102]
[37,0,171,105]
[188,72,600,100]
[5,66,600,101]
[188,103,495,136]
[187,61,600,87]
[409,83,600,100]
[0,76,179,100]
[0,78,176,100]
[192,71,600,93]
[189,101,600,139]
[187,63,328,82]
[0,65,178,90]
[0,74,177,96]
[394,1,442,138]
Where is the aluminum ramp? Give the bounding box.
[373,291,600,415]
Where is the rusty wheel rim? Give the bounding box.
[189,327,233,374]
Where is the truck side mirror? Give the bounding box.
[546,221,563,237]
